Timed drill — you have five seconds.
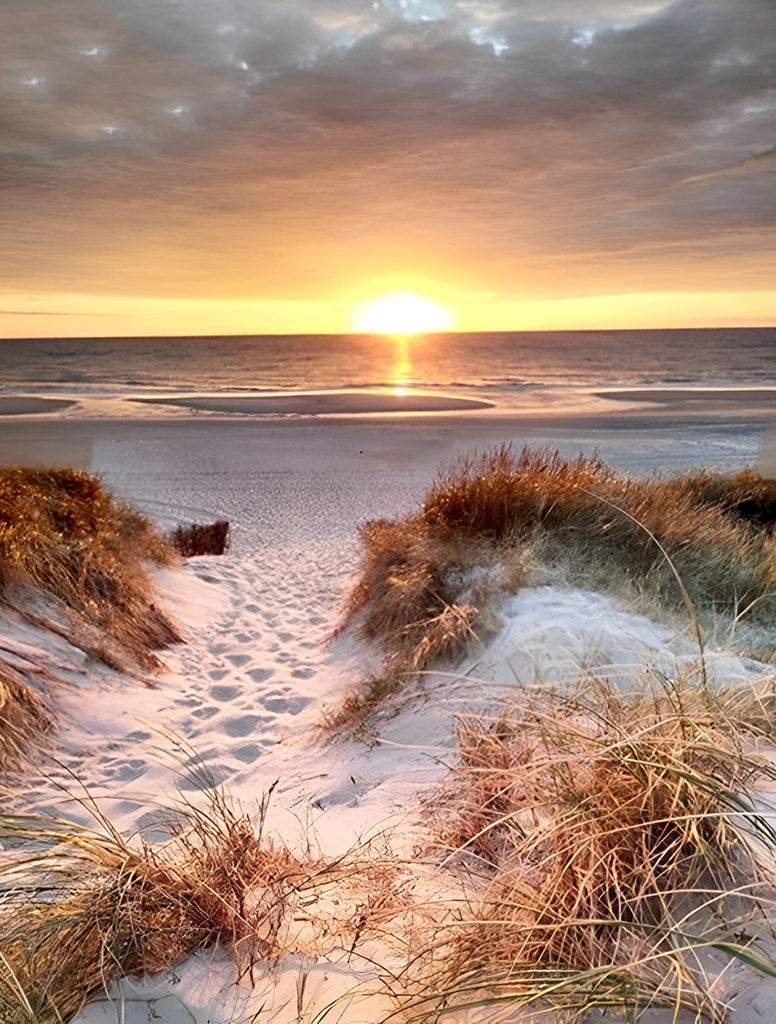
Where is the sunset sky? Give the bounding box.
[2,0,774,336]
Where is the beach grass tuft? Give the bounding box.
[0,790,334,1022]
[414,671,776,1022]
[169,519,231,557]
[0,785,416,1024]
[0,467,180,669]
[0,661,52,776]
[422,447,776,620]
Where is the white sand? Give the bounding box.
[1,411,775,1022]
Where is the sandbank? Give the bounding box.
[134,390,493,415]
[0,396,75,415]
[596,387,776,412]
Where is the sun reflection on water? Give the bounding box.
[392,335,412,394]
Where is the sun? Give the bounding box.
[350,291,456,335]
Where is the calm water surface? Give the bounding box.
[1,329,774,411]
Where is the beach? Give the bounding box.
[4,0,775,1004]
[3,383,776,1023]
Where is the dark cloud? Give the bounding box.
[1,0,773,299]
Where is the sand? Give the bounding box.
[134,390,494,414]
[0,405,767,482]
[595,386,776,415]
[0,396,75,415]
[598,387,776,404]
[2,403,776,1022]
[3,382,775,426]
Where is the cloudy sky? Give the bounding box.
[2,0,774,335]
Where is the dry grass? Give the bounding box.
[0,661,52,776]
[169,519,231,557]
[0,467,180,669]
[340,447,776,691]
[332,509,529,729]
[343,519,521,671]
[0,789,395,1023]
[423,447,776,619]
[416,672,776,1021]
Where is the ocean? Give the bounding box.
[1,328,774,410]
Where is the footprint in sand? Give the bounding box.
[291,666,315,679]
[210,684,240,702]
[223,714,264,737]
[191,705,218,720]
[111,759,147,783]
[233,743,263,763]
[261,693,311,714]
[226,653,251,667]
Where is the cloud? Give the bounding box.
[1,0,773,300]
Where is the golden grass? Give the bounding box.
[0,467,180,669]
[423,447,776,618]
[0,661,51,776]
[416,671,776,1021]
[336,447,776,728]
[169,519,230,557]
[0,789,381,1023]
[332,506,528,730]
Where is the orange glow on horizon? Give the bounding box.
[0,289,773,338]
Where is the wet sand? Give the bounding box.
[134,390,493,414]
[0,396,75,415]
[596,387,776,413]
[1,389,774,553]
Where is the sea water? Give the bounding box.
[1,328,774,410]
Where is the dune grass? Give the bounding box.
[0,467,180,670]
[0,662,52,776]
[413,670,776,1022]
[169,519,231,557]
[0,788,370,1023]
[333,447,776,730]
[422,447,776,622]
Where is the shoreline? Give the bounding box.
[595,386,776,414]
[597,387,776,404]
